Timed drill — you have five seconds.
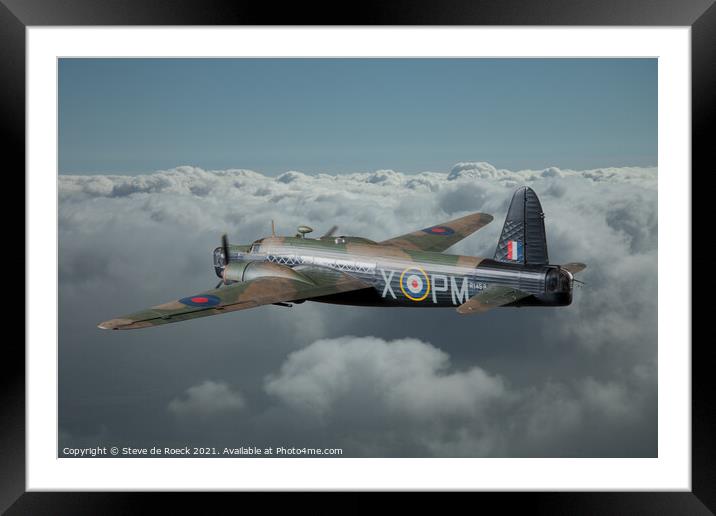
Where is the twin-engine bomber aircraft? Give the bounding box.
[99,186,586,330]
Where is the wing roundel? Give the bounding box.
[380,212,493,253]
[98,266,369,330]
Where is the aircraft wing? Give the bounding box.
[98,267,370,330]
[456,285,530,314]
[380,212,493,253]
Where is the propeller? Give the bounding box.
[321,225,338,238]
[222,233,230,265]
[215,233,231,289]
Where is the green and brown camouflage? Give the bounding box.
[380,212,494,252]
[98,186,585,330]
[98,267,369,330]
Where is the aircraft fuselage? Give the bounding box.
[214,236,573,308]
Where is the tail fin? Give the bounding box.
[494,186,549,265]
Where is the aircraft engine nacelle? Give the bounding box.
[222,261,314,285]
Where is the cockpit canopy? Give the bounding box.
[249,239,264,253]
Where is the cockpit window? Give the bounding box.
[249,239,263,254]
[213,247,224,267]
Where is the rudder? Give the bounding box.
[494,186,549,265]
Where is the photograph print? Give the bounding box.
[58,58,657,459]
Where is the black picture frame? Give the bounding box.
[6,0,711,512]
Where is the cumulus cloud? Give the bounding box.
[58,162,657,265]
[263,336,653,457]
[168,380,245,418]
[60,161,657,351]
[265,336,508,420]
[59,161,657,457]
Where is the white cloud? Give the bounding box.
[265,336,507,420]
[59,161,657,456]
[264,336,652,457]
[60,161,657,356]
[168,380,245,418]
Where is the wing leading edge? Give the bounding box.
[98,267,369,330]
[380,212,493,253]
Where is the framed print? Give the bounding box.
[6,0,712,511]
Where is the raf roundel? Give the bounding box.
[422,225,455,236]
[399,267,431,302]
[179,294,222,308]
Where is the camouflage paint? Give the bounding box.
[99,209,580,330]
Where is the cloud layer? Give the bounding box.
[264,335,652,457]
[168,380,245,418]
[58,162,657,457]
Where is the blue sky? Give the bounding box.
[59,58,657,175]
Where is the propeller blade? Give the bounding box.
[322,225,338,238]
[222,234,230,265]
[215,280,224,289]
